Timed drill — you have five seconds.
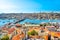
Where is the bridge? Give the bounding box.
[13,18,25,24]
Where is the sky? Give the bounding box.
[0,0,60,13]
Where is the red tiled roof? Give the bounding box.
[8,28,15,34]
[16,24,22,27]
[12,33,25,40]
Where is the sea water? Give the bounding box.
[0,19,17,26]
[19,19,60,24]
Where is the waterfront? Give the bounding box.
[0,13,60,40]
[19,19,60,24]
[0,0,60,40]
[0,18,60,27]
[0,19,17,26]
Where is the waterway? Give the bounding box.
[19,19,60,24]
[0,19,17,26]
[0,18,60,27]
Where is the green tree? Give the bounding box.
[31,30,38,35]
[1,35,9,40]
[27,30,38,36]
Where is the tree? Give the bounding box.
[1,35,9,40]
[27,30,38,36]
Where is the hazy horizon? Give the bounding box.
[0,0,60,13]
